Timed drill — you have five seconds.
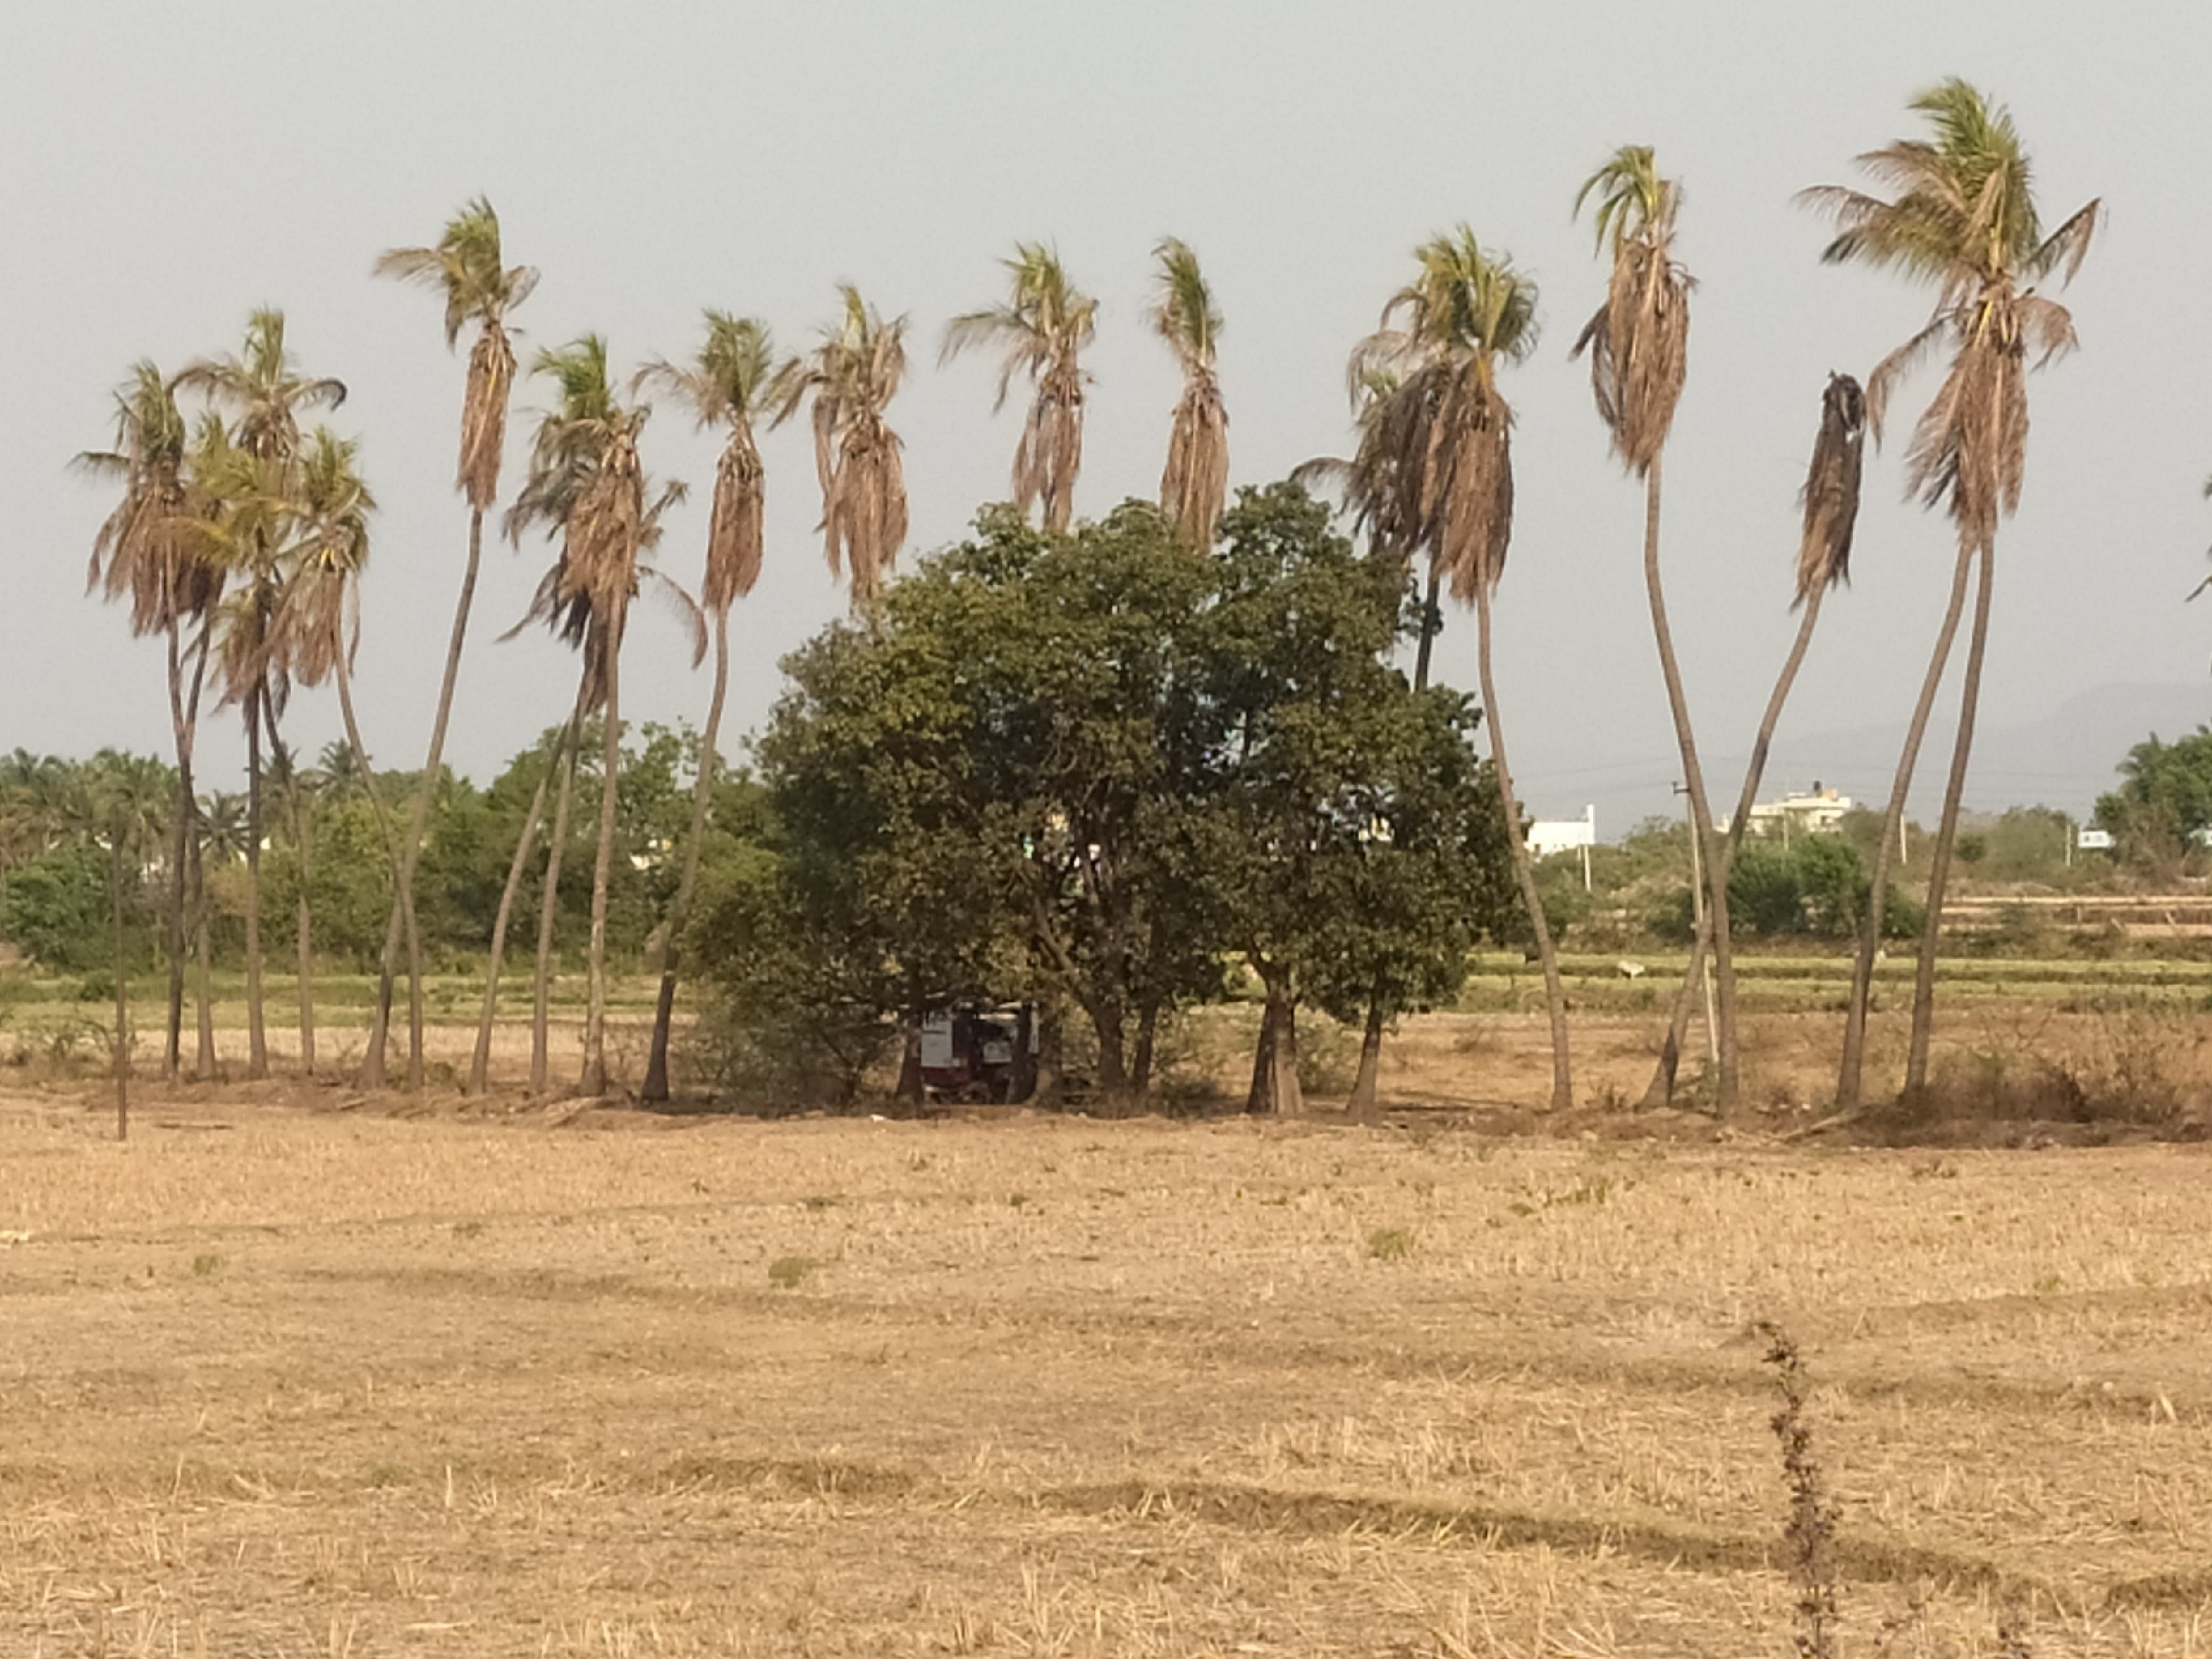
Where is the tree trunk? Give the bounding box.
[161,619,191,1081]
[894,1002,925,1108]
[643,606,730,1103]
[191,825,215,1079]
[1245,977,1304,1117]
[269,687,314,1076]
[1011,1001,1038,1103]
[1033,1003,1063,1110]
[1130,996,1161,1098]
[1904,536,1995,1098]
[1836,538,1976,1109]
[110,830,129,1143]
[1088,993,1128,1101]
[1474,582,1572,1110]
[531,681,586,1095]
[1348,999,1385,1120]
[242,685,268,1079]
[1642,585,1828,1108]
[470,711,567,1096]
[334,641,411,1089]
[364,503,483,1089]
[578,635,623,1097]
[1412,565,1443,693]
[1637,457,1736,1109]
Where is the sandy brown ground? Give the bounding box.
[7,1079,2212,1658]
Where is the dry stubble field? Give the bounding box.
[7,1085,2212,1658]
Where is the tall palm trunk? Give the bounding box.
[471,728,563,1095]
[642,606,729,1102]
[580,636,624,1096]
[110,830,129,1142]
[161,620,191,1080]
[332,641,409,1088]
[1644,584,1830,1106]
[364,504,482,1088]
[531,667,589,1093]
[1475,581,1571,1110]
[191,824,215,1078]
[1638,458,1737,1108]
[1836,540,1976,1109]
[1904,536,1995,1096]
[1412,566,1442,695]
[273,706,315,1076]
[242,686,268,1079]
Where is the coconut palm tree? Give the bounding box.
[1644,374,1867,1105]
[1570,146,1740,1110]
[1351,229,1571,1112]
[177,311,345,1081]
[1805,79,2098,1106]
[943,245,1095,535]
[505,336,699,1096]
[274,430,406,1076]
[632,311,774,1102]
[369,198,537,1091]
[1148,238,1230,550]
[77,362,222,1081]
[774,286,908,613]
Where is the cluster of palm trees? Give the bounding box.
[71,78,2097,1114]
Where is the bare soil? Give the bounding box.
[7,1058,2212,1656]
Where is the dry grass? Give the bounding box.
[6,1081,2212,1655]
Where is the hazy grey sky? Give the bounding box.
[5,2,2202,835]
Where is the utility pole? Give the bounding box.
[1674,781,1718,1067]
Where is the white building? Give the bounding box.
[1527,804,1596,859]
[1720,782,1852,843]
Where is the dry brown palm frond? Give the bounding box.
[1161,365,1230,549]
[1571,193,1692,474]
[944,245,1094,533]
[460,320,515,510]
[1796,374,1867,601]
[1429,371,1516,602]
[775,287,910,607]
[704,421,765,611]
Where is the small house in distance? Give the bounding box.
[1528,805,1597,890]
[1719,782,1853,843]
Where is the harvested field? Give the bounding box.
[6,1089,2212,1656]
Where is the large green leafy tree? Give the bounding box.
[1807,79,2098,1106]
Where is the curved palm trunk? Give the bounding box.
[1644,585,1829,1107]
[531,666,589,1093]
[110,830,129,1142]
[333,640,411,1084]
[1639,458,1736,1108]
[470,734,563,1095]
[1904,536,1995,1096]
[364,505,482,1089]
[642,605,730,1103]
[1475,582,1572,1111]
[580,636,624,1096]
[1836,540,1976,1109]
[243,686,268,1079]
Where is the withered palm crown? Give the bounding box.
[177,310,346,468]
[1349,228,1538,601]
[1149,238,1229,549]
[1801,78,2099,549]
[943,244,1096,534]
[78,362,219,637]
[1573,146,1691,477]
[772,286,910,610]
[635,311,773,614]
[375,198,538,510]
[1796,374,1867,603]
[185,416,296,718]
[507,338,700,700]
[275,428,378,693]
